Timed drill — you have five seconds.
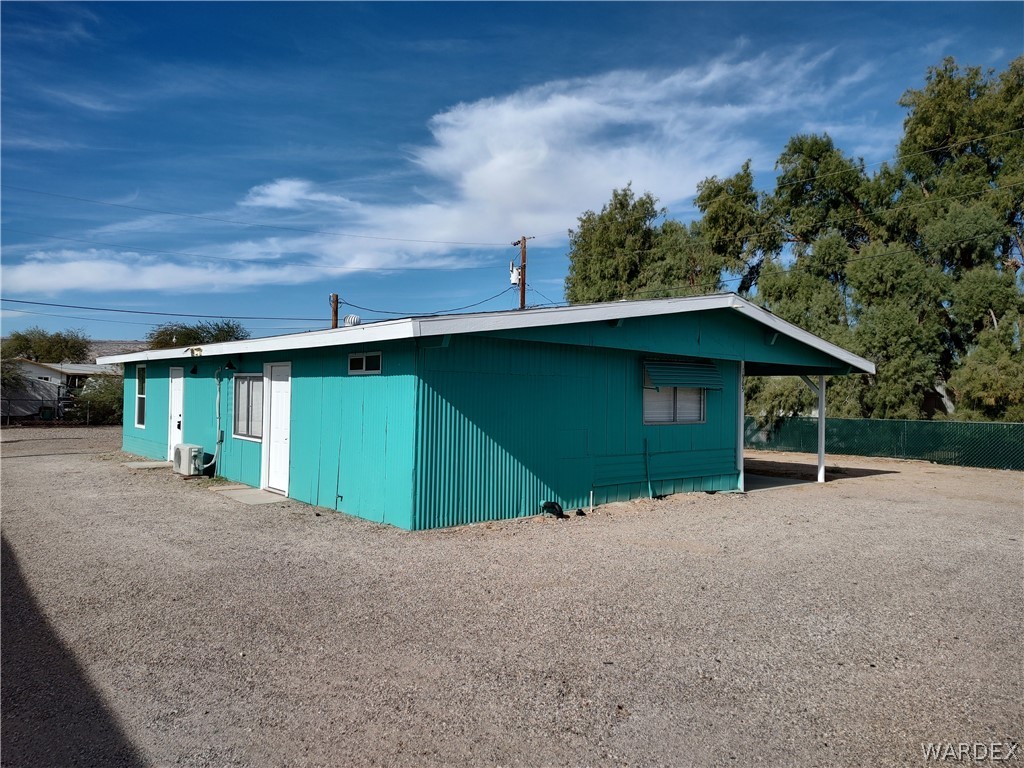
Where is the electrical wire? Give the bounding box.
[0,184,510,247]
[685,127,1024,212]
[566,180,1024,257]
[1,230,1015,323]
[0,306,322,331]
[0,286,519,322]
[341,286,516,316]
[0,228,504,272]
[527,283,562,306]
[0,298,335,322]
[5,128,1019,255]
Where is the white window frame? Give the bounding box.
[232,374,264,442]
[643,380,706,426]
[348,351,382,376]
[134,364,147,428]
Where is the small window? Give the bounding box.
[349,352,381,375]
[135,365,147,428]
[233,375,264,440]
[643,379,705,425]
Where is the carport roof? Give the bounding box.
[97,293,875,375]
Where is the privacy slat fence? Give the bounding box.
[744,416,1024,471]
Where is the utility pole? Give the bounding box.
[329,293,339,329]
[511,235,534,310]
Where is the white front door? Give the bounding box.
[263,363,291,494]
[167,367,184,460]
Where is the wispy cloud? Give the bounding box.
[40,87,131,113]
[7,48,884,295]
[1,5,99,47]
[241,179,358,210]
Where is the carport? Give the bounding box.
[737,305,876,490]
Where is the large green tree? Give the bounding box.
[1,326,91,363]
[146,320,251,349]
[564,56,1024,421]
[564,184,737,303]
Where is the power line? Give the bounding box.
[625,229,1012,299]
[0,287,519,323]
[0,298,331,322]
[0,184,510,247]
[341,286,516,316]
[527,283,562,306]
[2,230,1012,325]
[689,127,1024,212]
[566,180,1023,257]
[0,306,322,331]
[1,228,504,272]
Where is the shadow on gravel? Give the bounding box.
[0,452,110,459]
[1,536,145,768]
[0,437,88,443]
[745,457,899,483]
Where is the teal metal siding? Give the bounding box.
[119,345,418,528]
[411,335,740,530]
[122,361,170,459]
[488,308,849,374]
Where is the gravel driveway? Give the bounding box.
[2,426,1021,767]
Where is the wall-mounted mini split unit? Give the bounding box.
[173,443,203,477]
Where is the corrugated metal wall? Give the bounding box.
[121,361,170,459]
[411,335,740,530]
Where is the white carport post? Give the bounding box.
[800,375,827,483]
[737,361,745,492]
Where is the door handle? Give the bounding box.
[176,420,181,430]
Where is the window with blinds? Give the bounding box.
[233,374,264,440]
[642,359,711,424]
[643,385,705,424]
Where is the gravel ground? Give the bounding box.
[1,425,1021,767]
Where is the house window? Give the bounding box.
[643,385,705,424]
[135,365,146,428]
[233,375,264,440]
[348,352,381,375]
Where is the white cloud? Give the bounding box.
[241,179,357,210]
[1,249,325,294]
[7,48,883,295]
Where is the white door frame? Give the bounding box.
[167,367,184,460]
[260,362,292,495]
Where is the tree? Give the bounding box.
[1,326,91,363]
[75,374,125,425]
[565,184,738,303]
[947,311,1024,422]
[714,56,1023,421]
[564,184,662,304]
[564,56,1024,421]
[694,160,780,293]
[146,320,251,349]
[1,358,28,393]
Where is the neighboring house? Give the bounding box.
[11,359,121,390]
[2,359,121,420]
[98,294,875,530]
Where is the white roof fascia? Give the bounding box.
[97,318,420,364]
[96,296,736,364]
[97,293,875,374]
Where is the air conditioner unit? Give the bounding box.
[173,443,203,477]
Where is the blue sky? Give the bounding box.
[2,2,1021,341]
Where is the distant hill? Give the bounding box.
[88,340,149,362]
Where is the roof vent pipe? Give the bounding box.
[343,314,361,327]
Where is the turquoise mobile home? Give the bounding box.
[99,294,874,530]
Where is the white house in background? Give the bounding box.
[11,359,121,390]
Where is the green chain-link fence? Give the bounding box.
[744,416,1024,471]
